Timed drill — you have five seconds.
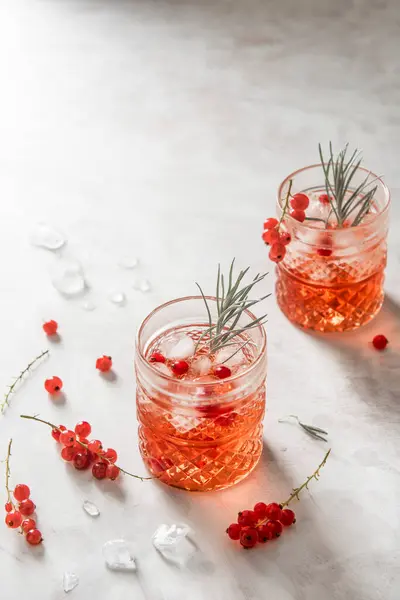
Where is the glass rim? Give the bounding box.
[135,295,267,387]
[277,163,391,232]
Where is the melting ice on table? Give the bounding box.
[51,258,85,296]
[31,223,66,250]
[152,524,196,567]
[82,500,100,517]
[63,572,79,593]
[102,539,136,571]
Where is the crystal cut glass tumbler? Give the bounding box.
[135,296,267,491]
[276,165,390,332]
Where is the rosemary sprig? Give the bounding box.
[1,350,49,414]
[196,260,269,354]
[318,142,378,227]
[279,415,328,442]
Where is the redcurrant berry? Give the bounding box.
[21,518,36,534]
[88,440,103,454]
[149,352,166,363]
[19,499,35,516]
[51,424,66,442]
[171,360,189,376]
[226,523,242,540]
[213,365,232,379]
[269,243,286,263]
[264,217,278,230]
[317,248,332,257]
[262,228,279,245]
[75,421,91,438]
[26,528,42,545]
[106,465,120,480]
[372,334,388,351]
[290,193,309,211]
[290,209,306,222]
[43,320,58,335]
[103,448,118,463]
[318,193,330,204]
[266,520,283,537]
[237,510,257,527]
[279,231,291,246]
[279,508,296,526]
[257,524,273,543]
[44,376,63,394]
[61,446,78,461]
[92,462,107,480]
[253,502,268,519]
[265,502,282,521]
[73,452,91,470]
[5,502,12,513]
[59,430,76,447]
[5,511,22,528]
[96,356,112,372]
[13,484,30,502]
[239,527,258,548]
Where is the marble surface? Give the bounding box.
[0,0,400,598]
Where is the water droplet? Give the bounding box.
[31,223,66,250]
[63,572,79,593]
[109,292,126,306]
[152,524,196,567]
[81,300,96,311]
[133,278,151,293]
[82,500,100,517]
[119,256,139,269]
[102,539,136,571]
[51,258,85,296]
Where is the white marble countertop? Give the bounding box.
[1,0,399,598]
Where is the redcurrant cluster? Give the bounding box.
[149,352,232,379]
[226,502,295,548]
[52,420,120,480]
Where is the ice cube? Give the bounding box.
[63,572,79,593]
[191,355,212,376]
[152,524,196,567]
[31,223,66,250]
[165,335,195,360]
[118,256,139,269]
[51,258,85,296]
[214,345,245,367]
[82,500,100,517]
[152,362,171,376]
[109,292,126,306]
[102,539,136,571]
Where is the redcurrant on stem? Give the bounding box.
[20,414,153,482]
[1,350,49,414]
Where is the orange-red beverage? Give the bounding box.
[135,297,267,491]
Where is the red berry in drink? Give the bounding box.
[264,217,278,230]
[240,527,258,548]
[266,520,283,537]
[44,376,63,394]
[96,355,112,372]
[372,334,388,351]
[19,499,35,516]
[88,439,103,454]
[106,465,120,480]
[290,193,309,210]
[279,231,291,246]
[290,209,306,222]
[171,360,189,376]
[226,523,242,540]
[61,446,78,461]
[265,502,282,521]
[92,461,107,480]
[26,528,42,545]
[214,365,232,379]
[5,502,12,513]
[73,452,91,470]
[279,508,296,526]
[269,243,286,263]
[319,193,330,204]
[317,248,332,257]
[5,511,22,528]
[262,228,279,245]
[21,518,36,533]
[59,430,76,447]
[13,484,30,502]
[43,320,58,335]
[104,448,118,463]
[238,510,257,527]
[51,424,66,442]
[257,524,273,542]
[149,352,166,363]
[253,502,268,519]
[75,421,91,438]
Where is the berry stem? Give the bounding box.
[20,414,152,482]
[278,179,293,230]
[4,438,14,508]
[1,350,49,414]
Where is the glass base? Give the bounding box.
[276,266,384,332]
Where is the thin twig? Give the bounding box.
[4,439,14,507]
[280,449,331,507]
[278,414,328,442]
[1,350,49,414]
